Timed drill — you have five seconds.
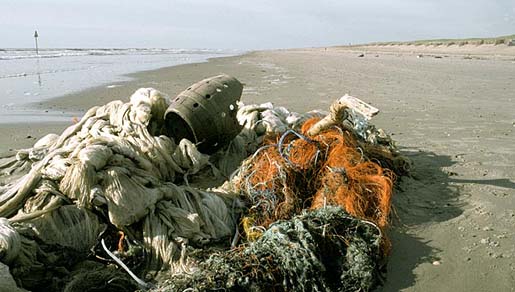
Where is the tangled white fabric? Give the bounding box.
[0,87,308,289]
[0,88,302,276]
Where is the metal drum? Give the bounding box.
[164,74,244,154]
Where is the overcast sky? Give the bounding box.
[1,0,514,49]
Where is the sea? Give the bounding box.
[0,48,238,123]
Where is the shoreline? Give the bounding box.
[0,49,240,125]
[0,53,255,152]
[13,43,515,125]
[1,45,515,291]
[34,53,253,112]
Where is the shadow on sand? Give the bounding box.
[379,148,465,291]
[448,177,515,190]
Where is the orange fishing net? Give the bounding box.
[236,117,397,248]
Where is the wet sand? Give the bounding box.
[1,45,515,291]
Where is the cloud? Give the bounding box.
[0,0,513,48]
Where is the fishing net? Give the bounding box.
[0,80,408,291]
[0,88,242,291]
[232,116,395,253]
[151,206,384,292]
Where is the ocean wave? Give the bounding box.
[0,48,228,61]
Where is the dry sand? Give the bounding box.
[1,45,515,291]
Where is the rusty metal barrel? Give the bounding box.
[164,74,243,154]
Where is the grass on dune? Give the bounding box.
[363,34,515,47]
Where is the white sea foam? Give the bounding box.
[0,48,226,61]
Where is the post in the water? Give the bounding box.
[34,30,39,55]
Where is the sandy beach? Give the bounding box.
[1,44,515,291]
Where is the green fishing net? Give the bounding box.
[152,206,385,292]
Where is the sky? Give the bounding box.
[1,0,514,49]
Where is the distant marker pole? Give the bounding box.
[34,30,39,55]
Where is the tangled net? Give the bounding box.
[233,117,395,253]
[152,206,384,292]
[0,83,409,291]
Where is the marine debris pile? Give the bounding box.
[0,75,409,291]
